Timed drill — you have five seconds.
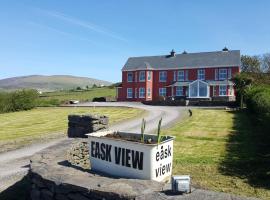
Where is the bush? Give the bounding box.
[0,89,38,113]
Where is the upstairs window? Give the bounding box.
[127,72,133,82]
[127,88,133,98]
[177,70,184,81]
[159,71,167,82]
[139,71,145,82]
[159,88,166,96]
[139,87,145,98]
[197,69,205,80]
[147,71,152,81]
[219,69,227,80]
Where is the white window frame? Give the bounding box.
[176,86,183,96]
[147,87,151,97]
[127,72,133,82]
[197,69,205,80]
[188,80,209,98]
[185,70,189,81]
[139,71,145,82]
[127,88,133,98]
[147,71,152,81]
[159,71,167,82]
[159,87,166,97]
[139,87,145,98]
[219,69,227,80]
[219,85,227,96]
[177,70,184,81]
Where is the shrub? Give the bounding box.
[0,89,38,113]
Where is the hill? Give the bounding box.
[0,75,112,91]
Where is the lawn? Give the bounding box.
[38,87,116,106]
[163,109,270,200]
[0,107,143,152]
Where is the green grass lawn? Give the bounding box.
[0,107,143,152]
[38,87,116,106]
[163,109,270,200]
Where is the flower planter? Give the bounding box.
[86,130,175,182]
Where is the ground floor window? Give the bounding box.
[147,87,151,97]
[127,88,133,98]
[219,85,227,96]
[139,87,145,98]
[189,80,209,98]
[159,87,166,96]
[135,88,137,98]
[176,86,183,96]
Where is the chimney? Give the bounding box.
[222,47,229,52]
[170,49,176,57]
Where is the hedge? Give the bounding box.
[0,89,38,113]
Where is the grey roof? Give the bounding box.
[122,50,240,71]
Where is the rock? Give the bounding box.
[67,193,90,200]
[40,189,53,200]
[31,188,40,200]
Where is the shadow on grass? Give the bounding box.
[219,110,270,189]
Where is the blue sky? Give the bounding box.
[0,0,269,82]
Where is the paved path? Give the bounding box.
[0,102,185,192]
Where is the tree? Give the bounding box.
[241,55,261,73]
[261,53,270,72]
[76,86,82,90]
[232,73,253,108]
[92,84,97,88]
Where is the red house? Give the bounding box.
[117,48,240,102]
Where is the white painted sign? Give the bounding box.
[87,131,175,182]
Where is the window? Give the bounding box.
[127,88,133,98]
[215,69,219,80]
[228,68,232,79]
[185,70,189,81]
[159,88,166,96]
[173,71,177,81]
[139,71,145,82]
[197,69,205,80]
[177,70,184,81]
[219,69,227,80]
[147,71,152,81]
[159,71,167,82]
[127,72,133,82]
[139,87,145,98]
[189,80,209,98]
[147,87,151,97]
[219,85,227,96]
[176,86,183,96]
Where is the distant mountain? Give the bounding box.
[0,75,112,92]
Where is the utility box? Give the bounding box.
[171,175,191,193]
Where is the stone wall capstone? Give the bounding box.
[67,114,108,138]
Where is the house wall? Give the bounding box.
[117,66,240,101]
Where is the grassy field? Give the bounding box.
[38,87,116,106]
[0,107,143,152]
[163,109,270,200]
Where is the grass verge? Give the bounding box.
[163,109,270,200]
[0,107,144,152]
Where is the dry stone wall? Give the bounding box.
[67,114,108,138]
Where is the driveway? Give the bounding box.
[0,102,186,192]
